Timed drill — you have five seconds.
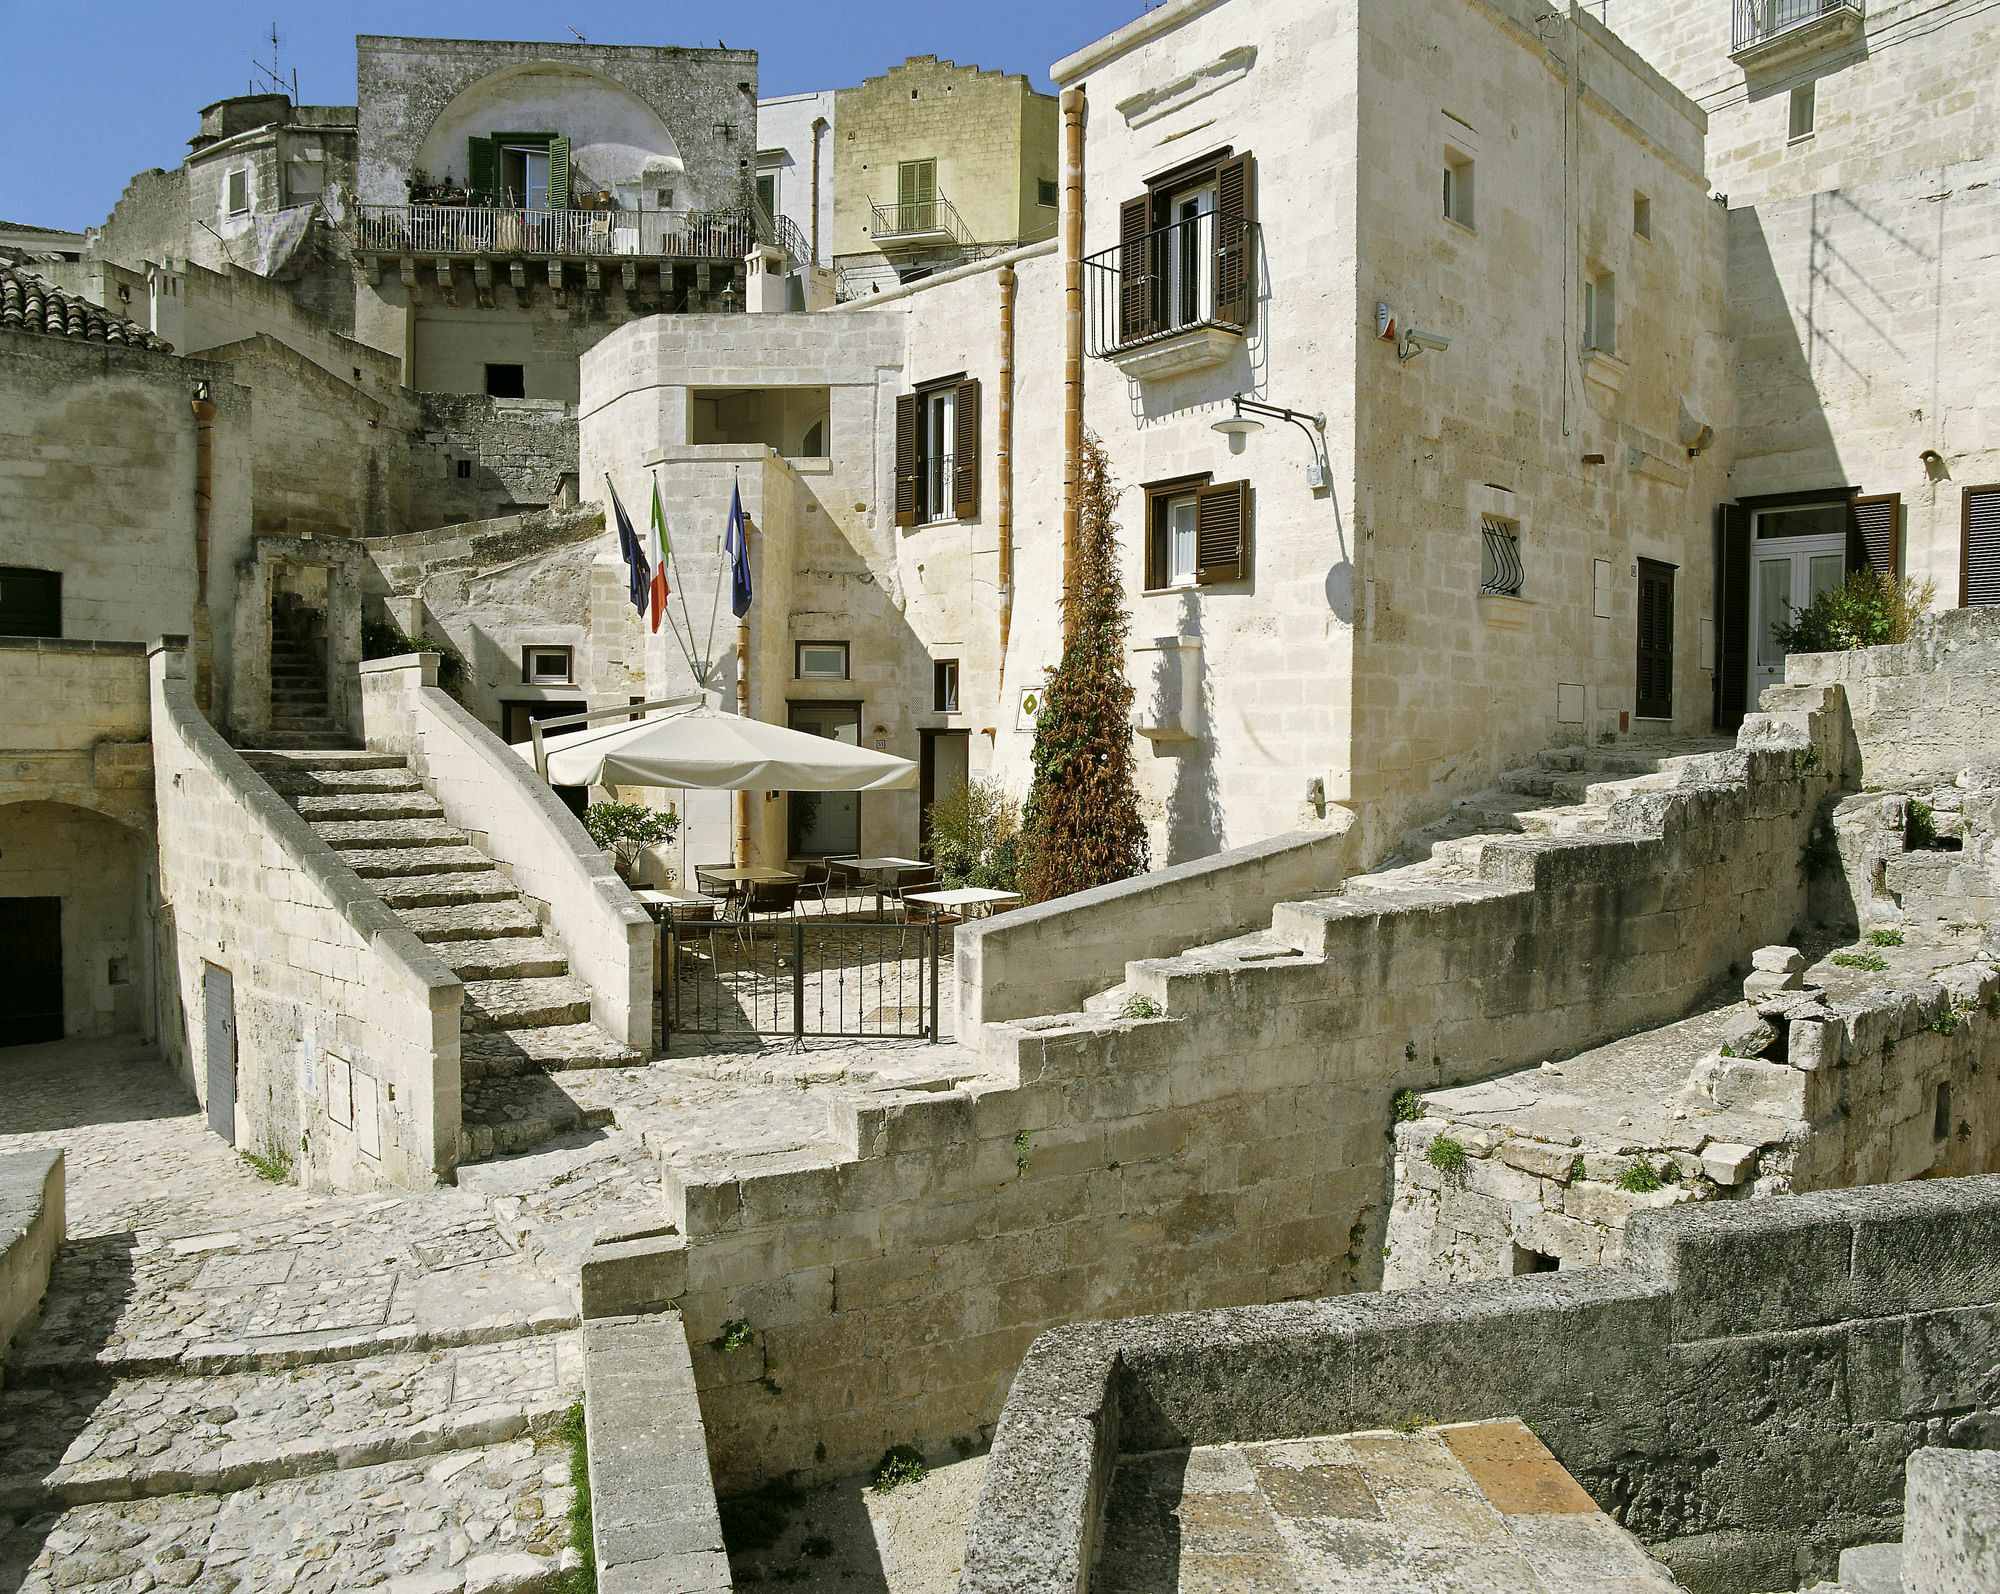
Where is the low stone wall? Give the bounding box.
[1904,1448,2000,1594]
[360,653,653,1049]
[0,1150,63,1388]
[960,1175,2000,1594]
[1788,606,2000,784]
[956,822,1356,1036]
[151,641,462,1190]
[584,1314,729,1594]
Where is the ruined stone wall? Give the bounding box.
[408,393,578,531]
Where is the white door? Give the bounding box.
[1750,505,1849,706]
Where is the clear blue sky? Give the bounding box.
[0,1,1147,232]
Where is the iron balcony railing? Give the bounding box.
[1083,210,1258,359]
[1480,517,1525,597]
[351,204,770,263]
[1731,0,1862,56]
[870,191,974,249]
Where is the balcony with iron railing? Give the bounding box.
[869,191,975,255]
[1083,210,1259,381]
[1731,0,1864,66]
[350,204,787,266]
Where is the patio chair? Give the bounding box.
[825,856,864,915]
[739,879,802,921]
[795,860,834,916]
[693,865,741,917]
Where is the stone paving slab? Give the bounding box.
[0,1335,583,1509]
[2,1435,576,1594]
[399,902,546,943]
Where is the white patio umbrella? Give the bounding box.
[518,702,918,791]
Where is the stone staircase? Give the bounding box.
[258,619,351,751]
[241,749,640,1165]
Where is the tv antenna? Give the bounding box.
[250,23,298,103]
[567,26,587,42]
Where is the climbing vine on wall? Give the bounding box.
[1018,430,1148,904]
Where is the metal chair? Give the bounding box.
[739,879,802,921]
[694,865,743,919]
[795,860,834,915]
[825,856,864,916]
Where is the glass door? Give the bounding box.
[1750,502,1849,706]
[787,703,862,857]
[1165,185,1216,331]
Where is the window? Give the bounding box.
[1963,485,2000,607]
[1789,82,1817,142]
[897,158,937,232]
[1935,1083,1953,1143]
[1636,559,1677,720]
[1112,149,1256,346]
[797,641,849,680]
[1633,192,1653,239]
[456,459,472,479]
[1479,515,1523,596]
[226,170,249,216]
[0,566,61,638]
[486,364,526,398]
[1584,270,1617,354]
[1443,153,1475,229]
[788,702,862,856]
[1037,178,1058,208]
[755,170,779,219]
[522,646,573,685]
[468,134,570,209]
[934,659,960,714]
[894,376,981,527]
[504,146,552,208]
[1144,475,1253,588]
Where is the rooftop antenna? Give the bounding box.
[250,23,297,103]
[567,26,587,42]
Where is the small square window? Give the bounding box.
[456,459,472,479]
[1443,154,1475,229]
[523,646,574,684]
[485,364,526,398]
[1633,193,1652,239]
[1037,178,1058,208]
[933,659,960,713]
[226,170,249,216]
[1789,82,1816,143]
[797,641,849,681]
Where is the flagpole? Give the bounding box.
[734,476,752,868]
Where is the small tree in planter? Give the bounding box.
[926,776,1021,891]
[583,802,679,884]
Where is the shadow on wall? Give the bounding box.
[1163,591,1223,866]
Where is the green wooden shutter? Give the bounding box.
[467,137,496,196]
[548,138,571,211]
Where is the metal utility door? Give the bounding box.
[202,962,237,1144]
[0,897,64,1045]
[1635,560,1677,721]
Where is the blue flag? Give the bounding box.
[606,474,649,616]
[723,481,754,618]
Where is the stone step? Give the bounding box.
[398,901,546,942]
[271,715,339,732]
[310,818,469,851]
[254,766,427,796]
[242,751,408,772]
[337,844,495,880]
[293,791,447,822]
[246,730,361,751]
[373,870,523,909]
[440,938,569,981]
[459,1075,617,1162]
[461,977,594,1033]
[461,1024,645,1079]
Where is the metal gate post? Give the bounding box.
[660,920,673,1040]
[792,919,806,1046]
[928,923,941,1042]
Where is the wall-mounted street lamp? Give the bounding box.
[1211,394,1331,490]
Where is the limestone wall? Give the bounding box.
[361,654,654,1050]
[960,1173,2000,1594]
[637,684,1841,1492]
[408,393,578,532]
[150,643,462,1191]
[0,1150,63,1387]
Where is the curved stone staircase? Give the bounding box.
[241,749,641,1166]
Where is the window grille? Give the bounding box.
[1480,516,1524,596]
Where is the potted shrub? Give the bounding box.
[584,802,680,885]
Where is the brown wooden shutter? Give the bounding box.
[1717,502,1752,731]
[1853,493,1901,576]
[1964,485,2000,607]
[1213,153,1256,328]
[894,392,920,528]
[1636,559,1676,720]
[953,378,981,519]
[1118,195,1157,345]
[1195,480,1251,584]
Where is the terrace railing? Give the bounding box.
[352,205,766,263]
[1731,0,1863,57]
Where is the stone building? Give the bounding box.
[829,55,1060,298]
[755,89,837,269]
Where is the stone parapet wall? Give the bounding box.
[961,1174,2000,1594]
[360,653,653,1048]
[0,639,152,826]
[150,642,462,1190]
[0,1150,63,1389]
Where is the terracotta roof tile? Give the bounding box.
[0,258,173,353]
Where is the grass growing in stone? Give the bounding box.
[871,1444,928,1492]
[1568,1155,1588,1183]
[1931,1010,1961,1036]
[1867,928,1905,947]
[1425,1136,1467,1180]
[558,1402,596,1594]
[712,1319,753,1352]
[1833,949,1888,972]
[1393,1089,1424,1124]
[240,1146,292,1182]
[1616,1159,1664,1194]
[1120,992,1163,1020]
[1908,800,1938,850]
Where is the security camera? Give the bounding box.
[1397,327,1451,363]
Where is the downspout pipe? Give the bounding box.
[810,116,828,267]
[996,264,1017,688]
[190,385,216,714]
[1060,86,1086,645]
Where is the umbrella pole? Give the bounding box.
[735,614,751,867]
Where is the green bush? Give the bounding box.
[1866,928,1904,947]
[1772,569,1936,655]
[583,802,680,882]
[1425,1136,1468,1179]
[1392,1088,1425,1124]
[1833,949,1887,972]
[558,1403,595,1594]
[925,776,1022,891]
[871,1445,928,1492]
[1908,800,1939,850]
[1119,993,1163,1020]
[361,613,471,703]
[1616,1159,1664,1194]
[718,1473,808,1554]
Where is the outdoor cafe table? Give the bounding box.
[902,887,1024,921]
[849,856,926,919]
[691,866,799,920]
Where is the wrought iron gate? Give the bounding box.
[662,917,942,1042]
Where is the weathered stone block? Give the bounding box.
[580,1236,687,1320]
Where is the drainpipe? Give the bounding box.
[190,384,216,713]
[810,116,828,266]
[736,515,753,866]
[1060,86,1085,644]
[996,264,1017,688]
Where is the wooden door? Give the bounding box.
[1636,559,1676,720]
[203,962,236,1144]
[919,730,970,854]
[0,897,63,1045]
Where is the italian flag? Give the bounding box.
[645,477,671,633]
